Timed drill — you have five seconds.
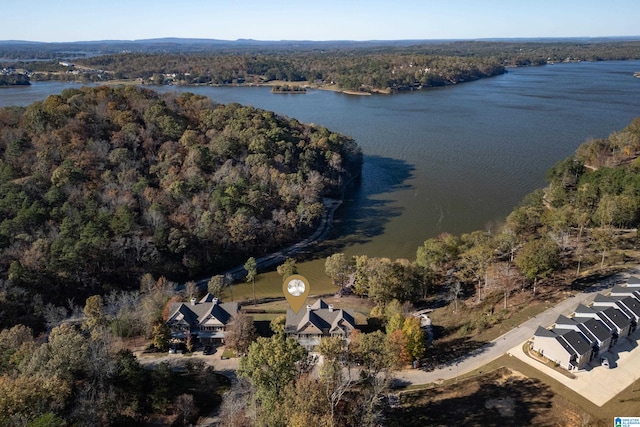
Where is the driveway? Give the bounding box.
[394,273,628,387]
[508,331,640,406]
[135,346,240,375]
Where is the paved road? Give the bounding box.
[394,274,627,386]
[186,198,342,291]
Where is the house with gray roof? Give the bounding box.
[285,299,356,351]
[616,296,640,330]
[167,294,239,345]
[598,306,632,340]
[626,276,640,288]
[534,281,640,370]
[552,314,612,358]
[577,318,614,356]
[532,326,592,370]
[592,293,617,308]
[610,284,638,298]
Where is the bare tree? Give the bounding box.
[447,281,462,313]
[174,393,198,426]
[224,314,257,355]
[218,378,255,427]
[183,280,199,300]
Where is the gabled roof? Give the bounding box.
[167,294,238,329]
[329,309,356,333]
[557,330,591,357]
[577,318,611,342]
[554,314,576,329]
[168,303,199,325]
[199,303,234,326]
[286,299,356,336]
[617,296,640,320]
[626,276,640,287]
[310,299,329,310]
[574,303,597,316]
[599,306,631,330]
[593,294,616,305]
[297,310,331,333]
[534,326,557,338]
[200,293,220,303]
[611,284,635,296]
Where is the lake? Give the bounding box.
[2,61,640,287]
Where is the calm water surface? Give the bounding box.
[2,61,640,276]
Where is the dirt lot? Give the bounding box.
[387,367,590,427]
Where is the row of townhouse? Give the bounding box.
[532,276,640,371]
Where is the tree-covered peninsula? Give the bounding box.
[0,86,361,326]
[6,39,640,93]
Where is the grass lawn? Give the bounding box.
[242,294,373,326]
[218,266,337,303]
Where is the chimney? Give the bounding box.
[328,304,334,312]
[306,305,312,312]
[190,297,197,306]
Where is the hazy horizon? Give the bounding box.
[3,35,640,44]
[2,0,639,44]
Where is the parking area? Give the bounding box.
[135,345,240,372]
[509,330,640,406]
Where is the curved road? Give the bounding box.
[394,274,627,386]
[188,197,341,289]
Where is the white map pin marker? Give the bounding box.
[283,274,310,313]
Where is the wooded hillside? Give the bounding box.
[0,86,361,320]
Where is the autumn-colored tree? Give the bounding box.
[0,324,35,373]
[245,257,257,305]
[280,376,332,427]
[237,335,306,421]
[277,257,298,281]
[83,295,105,330]
[270,314,287,335]
[151,321,171,351]
[515,237,560,295]
[387,329,411,369]
[224,314,257,355]
[402,316,426,362]
[325,253,353,293]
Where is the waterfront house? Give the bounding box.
[166,294,239,345]
[285,299,356,351]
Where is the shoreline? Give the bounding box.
[190,197,343,290]
[187,168,361,291]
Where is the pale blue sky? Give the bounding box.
[3,0,639,42]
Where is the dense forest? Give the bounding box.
[74,51,505,92]
[0,74,30,86]
[5,39,640,92]
[0,86,361,329]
